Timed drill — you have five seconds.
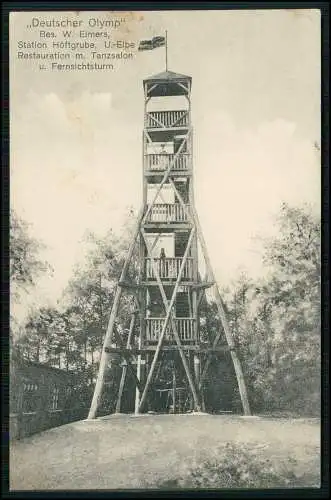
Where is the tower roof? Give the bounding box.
[144,70,192,83]
[143,70,192,97]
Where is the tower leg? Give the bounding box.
[88,211,143,420]
[192,207,251,416]
[193,354,205,412]
[87,286,122,420]
[116,364,127,414]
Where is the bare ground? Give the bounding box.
[9,414,320,491]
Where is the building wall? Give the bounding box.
[10,360,88,440]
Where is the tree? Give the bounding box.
[14,209,138,404]
[10,209,50,300]
[54,211,138,391]
[230,202,321,416]
[10,209,52,357]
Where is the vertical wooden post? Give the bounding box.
[145,354,151,411]
[136,97,148,415]
[194,354,200,386]
[115,363,127,414]
[172,368,176,414]
[135,232,145,415]
[134,340,142,414]
[115,312,136,414]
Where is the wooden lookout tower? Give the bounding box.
[88,69,251,419]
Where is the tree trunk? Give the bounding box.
[65,341,69,372]
[36,338,40,362]
[84,340,87,367]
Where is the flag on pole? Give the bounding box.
[138,35,166,51]
[152,36,166,48]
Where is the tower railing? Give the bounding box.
[145,203,189,223]
[145,110,189,129]
[145,318,196,342]
[145,153,189,171]
[145,257,193,280]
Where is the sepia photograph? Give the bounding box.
[8,7,322,492]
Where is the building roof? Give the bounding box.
[15,358,77,377]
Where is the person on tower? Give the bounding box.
[159,143,169,170]
[159,247,167,277]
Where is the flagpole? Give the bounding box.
[165,30,168,71]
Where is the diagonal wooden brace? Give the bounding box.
[143,129,152,145]
[167,177,193,223]
[169,110,189,128]
[177,82,190,94]
[148,114,167,129]
[146,83,159,96]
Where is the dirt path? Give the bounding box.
[10,414,320,490]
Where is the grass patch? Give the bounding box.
[10,415,320,490]
[153,442,320,490]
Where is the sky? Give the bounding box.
[10,9,321,321]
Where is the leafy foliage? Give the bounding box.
[10,209,50,299]
[156,442,319,489]
[10,209,52,355]
[221,203,321,416]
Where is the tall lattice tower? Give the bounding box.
[88,70,251,418]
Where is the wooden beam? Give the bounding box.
[135,213,146,412]
[107,345,228,353]
[177,82,189,93]
[147,83,158,95]
[143,129,152,144]
[145,171,192,179]
[193,282,215,290]
[115,313,135,413]
[105,344,229,355]
[141,280,197,287]
[105,347,153,355]
[147,113,167,129]
[118,280,139,289]
[168,177,192,223]
[170,110,189,128]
